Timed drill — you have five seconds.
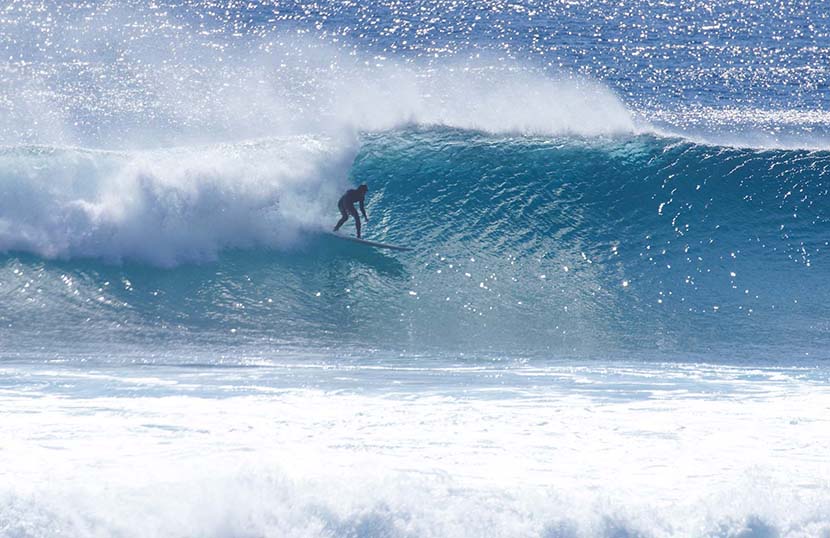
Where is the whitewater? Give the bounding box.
[1,1,829,537]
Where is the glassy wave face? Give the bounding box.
[2,132,829,360]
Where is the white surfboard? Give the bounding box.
[328,232,412,251]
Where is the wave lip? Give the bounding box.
[329,65,639,137]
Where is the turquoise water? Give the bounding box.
[1,1,829,537]
[2,132,828,360]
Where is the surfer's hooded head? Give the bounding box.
[358,184,368,193]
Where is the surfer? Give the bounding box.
[333,184,369,238]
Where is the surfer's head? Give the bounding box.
[358,184,368,193]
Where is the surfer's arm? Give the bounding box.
[359,199,368,220]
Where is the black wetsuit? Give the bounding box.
[333,188,368,238]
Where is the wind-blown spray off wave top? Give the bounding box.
[0,17,637,148]
[3,0,828,148]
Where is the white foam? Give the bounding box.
[0,137,355,265]
[0,365,830,537]
[2,363,829,537]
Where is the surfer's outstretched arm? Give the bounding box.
[359,199,368,221]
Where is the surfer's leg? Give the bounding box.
[348,206,361,238]
[334,213,348,231]
[333,204,349,231]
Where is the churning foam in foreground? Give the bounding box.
[1,362,829,537]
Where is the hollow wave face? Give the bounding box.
[2,130,828,360]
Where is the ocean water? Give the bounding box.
[1,1,830,537]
